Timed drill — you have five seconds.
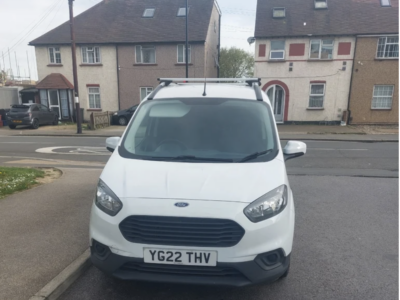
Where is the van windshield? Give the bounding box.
[120,98,278,163]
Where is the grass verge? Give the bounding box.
[0,167,45,199]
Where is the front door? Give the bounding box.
[49,89,61,119]
[267,85,285,123]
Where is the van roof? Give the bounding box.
[152,83,271,105]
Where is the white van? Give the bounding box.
[90,78,306,286]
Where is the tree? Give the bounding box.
[219,47,254,78]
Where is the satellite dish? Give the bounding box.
[247,37,256,45]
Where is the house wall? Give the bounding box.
[349,37,399,124]
[118,43,205,109]
[204,3,220,78]
[255,37,355,122]
[35,45,119,120]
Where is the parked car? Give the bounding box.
[6,103,58,129]
[90,78,307,286]
[112,105,139,126]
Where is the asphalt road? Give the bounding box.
[0,136,398,177]
[0,136,397,299]
[59,176,399,300]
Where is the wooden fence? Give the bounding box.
[89,111,115,130]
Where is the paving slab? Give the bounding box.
[0,168,101,300]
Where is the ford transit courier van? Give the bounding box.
[90,78,306,286]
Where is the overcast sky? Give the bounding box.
[0,0,257,80]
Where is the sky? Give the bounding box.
[0,0,257,81]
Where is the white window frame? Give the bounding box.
[314,0,328,9]
[140,87,153,101]
[309,39,334,59]
[81,46,101,64]
[380,0,391,6]
[177,45,192,63]
[88,87,101,109]
[143,8,155,18]
[371,85,394,109]
[308,83,326,108]
[177,7,189,17]
[135,45,156,64]
[270,41,285,60]
[273,7,286,18]
[48,47,62,64]
[376,36,399,58]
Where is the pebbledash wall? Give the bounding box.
[348,36,399,124]
[35,45,119,120]
[255,37,355,123]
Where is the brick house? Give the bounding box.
[29,0,221,120]
[254,0,398,124]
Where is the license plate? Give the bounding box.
[144,248,217,266]
[13,120,22,123]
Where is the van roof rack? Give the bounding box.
[158,78,261,86]
[148,78,264,101]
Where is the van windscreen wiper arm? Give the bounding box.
[150,155,234,162]
[239,149,274,162]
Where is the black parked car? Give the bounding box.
[6,104,59,129]
[112,104,139,126]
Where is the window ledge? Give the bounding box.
[267,59,286,63]
[371,108,392,110]
[80,64,103,67]
[87,109,102,111]
[306,107,324,110]
[374,58,399,61]
[133,63,158,66]
[175,63,194,66]
[47,64,63,67]
[307,59,333,62]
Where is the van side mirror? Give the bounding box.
[283,141,307,161]
[106,137,121,153]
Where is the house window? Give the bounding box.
[177,7,188,17]
[143,8,155,18]
[49,47,61,64]
[372,85,394,109]
[39,90,48,106]
[270,41,285,59]
[273,7,285,18]
[140,87,153,101]
[377,37,399,58]
[310,39,334,59]
[177,45,191,63]
[381,0,391,6]
[136,45,156,64]
[314,0,328,9]
[82,46,101,64]
[88,87,101,109]
[309,84,325,108]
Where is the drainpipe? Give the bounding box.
[116,45,121,110]
[346,36,357,125]
[217,13,221,78]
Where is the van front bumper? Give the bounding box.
[91,242,290,287]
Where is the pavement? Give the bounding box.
[0,124,398,142]
[0,168,101,300]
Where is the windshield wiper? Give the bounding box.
[239,149,274,162]
[149,155,234,162]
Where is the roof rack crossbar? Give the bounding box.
[147,82,166,100]
[158,78,261,85]
[253,83,264,102]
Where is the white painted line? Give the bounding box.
[36,146,111,156]
[308,148,368,151]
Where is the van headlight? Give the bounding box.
[95,179,123,216]
[244,185,288,223]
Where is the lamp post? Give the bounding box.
[185,0,189,78]
[68,0,82,134]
